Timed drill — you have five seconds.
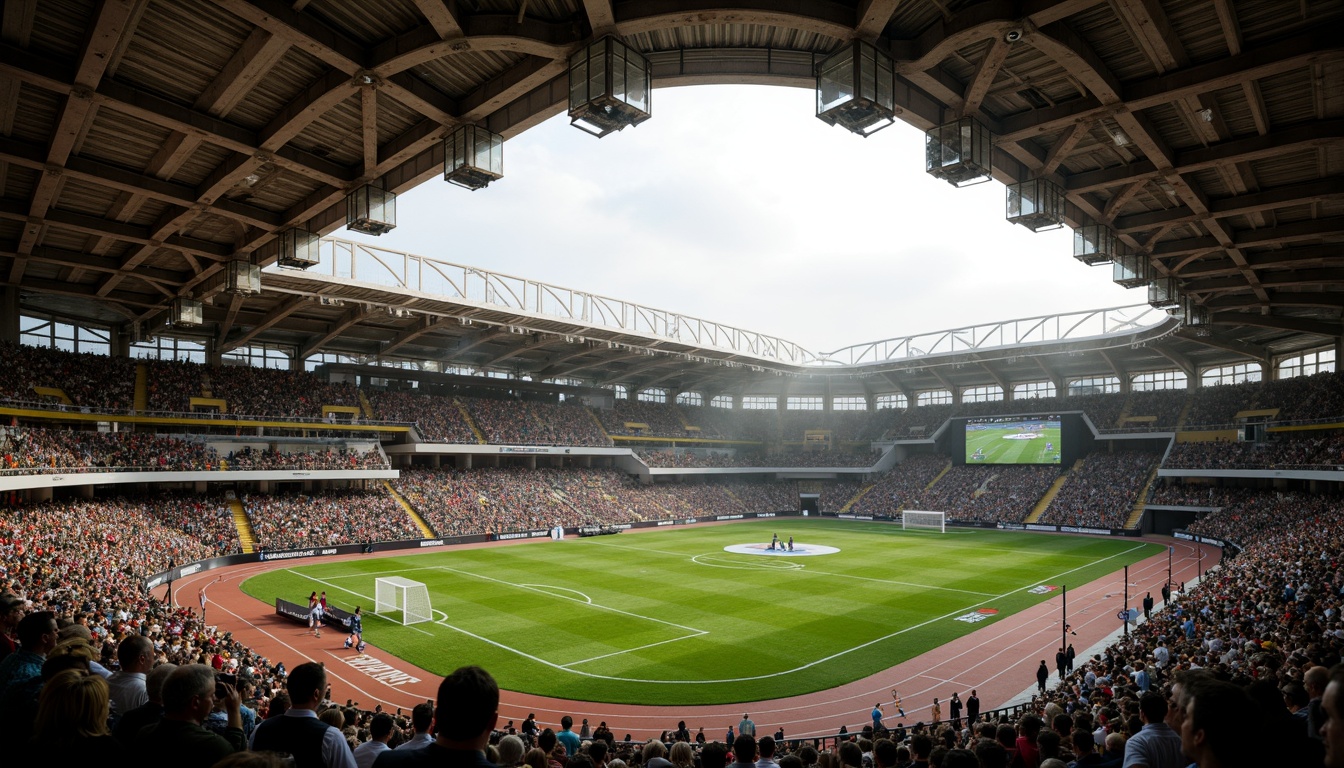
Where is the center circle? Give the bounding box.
[722,542,840,556]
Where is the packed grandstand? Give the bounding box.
[2,337,1342,763]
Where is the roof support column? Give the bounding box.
[108,323,129,358]
[0,286,18,344]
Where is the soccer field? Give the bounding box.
[965,424,1062,464]
[241,520,1159,705]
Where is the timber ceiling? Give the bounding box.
[1,0,1342,399]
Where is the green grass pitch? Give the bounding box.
[241,520,1159,705]
[965,424,1062,464]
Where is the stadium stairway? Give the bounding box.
[228,497,257,554]
[838,484,875,513]
[925,460,953,490]
[133,364,148,413]
[586,407,612,443]
[455,398,487,443]
[358,390,376,419]
[384,481,437,537]
[1176,398,1195,428]
[200,369,214,398]
[1115,394,1134,427]
[1024,459,1082,523]
[1124,466,1161,529]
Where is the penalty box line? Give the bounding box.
[430,565,708,668]
[283,569,438,636]
[296,563,708,667]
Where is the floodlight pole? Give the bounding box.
[1123,565,1130,637]
[1061,584,1067,652]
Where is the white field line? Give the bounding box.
[589,538,997,597]
[432,565,708,635]
[288,539,1152,686]
[284,569,436,636]
[435,542,1152,685]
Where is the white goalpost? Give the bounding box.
[374,577,433,626]
[901,510,946,533]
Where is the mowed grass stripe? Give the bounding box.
[242,520,1159,704]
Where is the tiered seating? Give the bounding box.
[209,365,359,419]
[143,358,205,413]
[1184,380,1262,427]
[598,400,689,437]
[243,490,420,549]
[1122,389,1188,429]
[0,428,215,473]
[850,454,949,517]
[1164,432,1344,470]
[913,464,1058,523]
[1038,450,1160,528]
[368,390,477,442]
[0,341,135,410]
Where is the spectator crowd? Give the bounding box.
[0,427,389,475]
[1038,451,1159,528]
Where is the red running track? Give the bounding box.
[160,527,1215,740]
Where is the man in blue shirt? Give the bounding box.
[1122,692,1183,768]
[0,611,56,693]
[557,715,581,755]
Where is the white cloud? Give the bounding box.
[349,84,1140,353]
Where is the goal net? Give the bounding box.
[374,577,433,626]
[902,510,946,533]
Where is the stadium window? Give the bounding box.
[676,392,703,406]
[21,315,114,355]
[76,326,110,356]
[1131,370,1187,391]
[610,384,629,400]
[224,344,291,369]
[875,393,907,410]
[961,385,1003,403]
[741,396,777,410]
[917,390,952,406]
[1278,349,1335,378]
[1067,377,1120,395]
[130,336,206,363]
[1013,381,1056,399]
[1202,363,1261,386]
[831,396,867,411]
[786,396,823,410]
[638,388,667,403]
[709,394,733,409]
[304,351,363,371]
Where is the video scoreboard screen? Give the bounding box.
[964,415,1062,465]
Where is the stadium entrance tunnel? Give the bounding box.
[722,542,840,556]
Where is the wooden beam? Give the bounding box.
[959,37,1009,117]
[301,305,373,359]
[195,28,289,118]
[362,86,378,175]
[1064,120,1344,194]
[380,316,449,357]
[221,295,307,352]
[411,0,465,39]
[854,0,904,40]
[996,29,1338,143]
[580,0,617,36]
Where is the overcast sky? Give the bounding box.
[346,84,1141,353]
